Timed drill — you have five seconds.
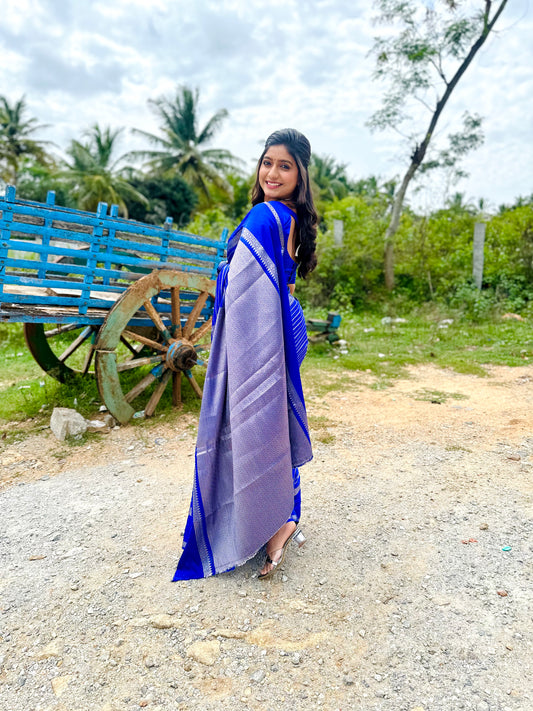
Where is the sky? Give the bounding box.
[1,0,532,212]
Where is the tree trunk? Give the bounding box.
[381,0,508,291]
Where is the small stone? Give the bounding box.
[343,675,355,686]
[213,628,245,640]
[38,640,62,660]
[479,522,489,530]
[374,673,383,681]
[497,590,508,597]
[86,419,107,431]
[150,614,176,629]
[187,640,220,666]
[144,656,159,668]
[250,669,266,683]
[103,413,116,427]
[51,675,71,697]
[238,590,247,597]
[318,578,327,585]
[292,652,301,665]
[359,629,366,638]
[50,408,87,441]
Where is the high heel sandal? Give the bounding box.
[258,526,306,580]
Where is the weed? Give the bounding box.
[413,389,469,404]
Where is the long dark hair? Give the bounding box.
[251,128,318,279]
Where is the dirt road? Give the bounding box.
[1,365,532,710]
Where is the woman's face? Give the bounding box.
[258,144,299,204]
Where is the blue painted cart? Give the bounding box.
[0,185,227,423]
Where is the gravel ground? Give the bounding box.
[1,364,532,711]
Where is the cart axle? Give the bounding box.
[166,339,198,372]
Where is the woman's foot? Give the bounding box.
[259,521,302,579]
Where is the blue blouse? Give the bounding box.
[273,201,298,285]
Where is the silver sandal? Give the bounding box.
[258,527,306,580]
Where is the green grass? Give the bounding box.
[1,308,531,434]
[412,389,469,404]
[303,309,532,388]
[0,322,203,428]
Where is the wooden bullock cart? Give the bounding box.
[0,185,228,423]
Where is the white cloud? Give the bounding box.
[0,0,531,208]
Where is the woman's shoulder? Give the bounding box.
[241,202,281,231]
[245,201,295,229]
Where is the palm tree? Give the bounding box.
[0,95,52,185]
[130,86,241,201]
[63,124,146,216]
[310,154,350,202]
[445,191,477,215]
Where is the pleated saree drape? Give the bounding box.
[173,201,312,580]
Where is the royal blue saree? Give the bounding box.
[173,201,312,580]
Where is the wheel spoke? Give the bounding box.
[172,371,182,406]
[122,329,166,352]
[183,291,209,340]
[171,286,182,338]
[190,317,213,345]
[143,299,171,341]
[45,323,86,338]
[125,372,157,403]
[117,355,164,372]
[81,345,95,375]
[120,335,140,357]
[58,326,94,363]
[184,369,203,399]
[145,368,172,417]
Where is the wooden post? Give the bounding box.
[473,222,486,289]
[333,219,344,247]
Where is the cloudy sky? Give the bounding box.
[1,0,531,211]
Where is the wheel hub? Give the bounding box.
[166,339,197,372]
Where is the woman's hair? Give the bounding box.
[251,128,318,279]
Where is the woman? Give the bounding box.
[173,128,318,581]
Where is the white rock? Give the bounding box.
[187,640,220,666]
[50,408,87,441]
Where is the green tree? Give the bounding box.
[126,172,198,227]
[131,86,242,202]
[0,95,52,185]
[63,124,146,216]
[310,154,350,202]
[368,0,509,290]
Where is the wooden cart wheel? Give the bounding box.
[95,269,215,424]
[24,322,100,382]
[23,254,157,382]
